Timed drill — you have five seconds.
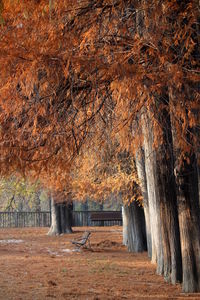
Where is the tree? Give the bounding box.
[48,192,73,236]
[0,175,48,211]
[123,201,147,252]
[0,0,199,292]
[135,147,152,258]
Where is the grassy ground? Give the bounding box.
[0,227,200,300]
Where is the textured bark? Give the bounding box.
[124,202,147,253]
[48,197,73,236]
[63,203,73,233]
[169,86,200,292]
[157,155,182,284]
[142,110,164,275]
[136,148,152,258]
[142,103,182,283]
[175,155,200,292]
[155,97,182,284]
[48,196,60,236]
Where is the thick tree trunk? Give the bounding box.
[175,155,200,292]
[169,86,200,292]
[135,0,163,275]
[142,103,182,283]
[63,203,73,233]
[155,97,182,284]
[48,197,73,236]
[157,152,182,284]
[135,148,152,258]
[48,196,60,236]
[158,187,182,284]
[142,110,164,275]
[124,202,147,252]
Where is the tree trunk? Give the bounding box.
[142,103,182,283]
[158,184,182,284]
[48,197,73,235]
[169,86,200,292]
[48,196,61,236]
[156,149,182,284]
[142,110,164,275]
[155,95,182,284]
[175,155,200,292]
[136,148,152,258]
[124,202,147,252]
[63,202,73,233]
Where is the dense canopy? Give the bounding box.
[0,0,199,183]
[0,0,199,293]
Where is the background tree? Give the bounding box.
[0,175,49,211]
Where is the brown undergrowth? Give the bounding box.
[0,227,199,300]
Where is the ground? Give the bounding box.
[0,227,200,300]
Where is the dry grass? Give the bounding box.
[0,227,200,300]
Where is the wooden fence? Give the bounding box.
[0,211,51,228]
[0,211,122,228]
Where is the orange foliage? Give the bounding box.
[0,0,199,196]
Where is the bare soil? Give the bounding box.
[0,227,200,300]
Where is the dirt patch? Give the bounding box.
[94,239,122,249]
[0,227,200,300]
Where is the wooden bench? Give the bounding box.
[90,211,122,225]
[71,231,91,249]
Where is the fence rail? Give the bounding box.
[0,211,122,228]
[0,211,51,228]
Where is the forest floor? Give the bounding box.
[0,227,200,300]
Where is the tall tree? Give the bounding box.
[0,0,199,292]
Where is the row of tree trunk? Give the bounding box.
[122,2,200,293]
[48,104,199,293]
[122,107,200,292]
